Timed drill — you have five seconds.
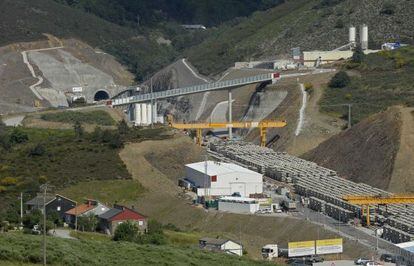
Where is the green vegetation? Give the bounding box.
[59,180,145,204]
[321,47,414,123]
[0,232,268,266]
[40,111,115,126]
[114,219,167,245]
[0,124,171,224]
[56,0,284,27]
[164,230,203,247]
[328,71,351,88]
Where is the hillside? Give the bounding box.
[303,106,414,193]
[186,0,414,75]
[0,233,267,266]
[320,46,414,124]
[0,0,175,81]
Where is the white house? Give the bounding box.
[199,237,243,256]
[184,161,263,197]
[218,196,260,214]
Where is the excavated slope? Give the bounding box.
[303,107,402,191]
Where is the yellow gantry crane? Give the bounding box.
[342,194,414,226]
[167,115,287,147]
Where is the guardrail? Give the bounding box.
[112,72,279,106]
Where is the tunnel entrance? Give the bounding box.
[94,90,110,101]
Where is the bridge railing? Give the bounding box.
[112,73,274,106]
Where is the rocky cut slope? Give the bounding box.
[303,106,414,193]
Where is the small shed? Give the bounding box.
[199,237,243,256]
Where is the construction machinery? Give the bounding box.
[167,115,287,147]
[342,194,414,226]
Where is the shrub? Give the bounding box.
[113,221,140,242]
[9,128,28,144]
[28,143,46,156]
[0,177,18,186]
[328,71,351,88]
[117,119,129,135]
[352,45,365,64]
[304,83,314,94]
[380,2,396,15]
[334,19,344,29]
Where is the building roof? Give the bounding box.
[99,208,122,220]
[25,195,56,206]
[219,196,258,203]
[65,203,95,216]
[395,241,414,253]
[199,237,241,246]
[186,161,260,176]
[99,205,146,222]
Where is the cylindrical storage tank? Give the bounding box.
[349,26,356,44]
[141,103,148,125]
[135,103,141,125]
[360,24,368,50]
[147,103,152,124]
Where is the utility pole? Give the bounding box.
[228,89,233,140]
[348,104,352,129]
[75,201,78,232]
[20,192,23,229]
[40,184,48,266]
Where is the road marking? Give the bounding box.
[182,58,209,83]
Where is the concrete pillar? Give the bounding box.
[141,103,148,125]
[135,103,141,125]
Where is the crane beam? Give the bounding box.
[343,195,414,205]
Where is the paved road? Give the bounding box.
[2,115,25,126]
[314,260,395,266]
[49,229,76,240]
[294,205,400,257]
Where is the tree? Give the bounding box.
[328,71,351,88]
[352,45,365,64]
[73,121,84,139]
[113,220,140,241]
[29,143,46,157]
[117,119,129,135]
[23,209,42,229]
[77,213,98,232]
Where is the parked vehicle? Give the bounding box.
[365,261,383,266]
[287,258,312,266]
[261,244,278,260]
[31,224,41,235]
[380,254,396,263]
[354,258,371,265]
[305,255,324,263]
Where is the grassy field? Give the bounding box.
[40,111,115,126]
[0,233,269,266]
[59,180,146,205]
[320,47,414,123]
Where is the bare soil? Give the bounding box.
[303,107,402,191]
[119,135,370,259]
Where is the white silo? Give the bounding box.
[141,103,148,125]
[349,26,356,44]
[360,24,368,50]
[134,103,142,125]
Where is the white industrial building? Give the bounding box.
[184,161,263,197]
[218,196,260,214]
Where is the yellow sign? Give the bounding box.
[288,241,315,257]
[316,238,343,255]
[289,241,315,249]
[316,238,342,246]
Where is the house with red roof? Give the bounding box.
[64,199,109,226]
[98,204,147,235]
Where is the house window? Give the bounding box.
[211,175,217,182]
[138,221,144,226]
[57,206,61,211]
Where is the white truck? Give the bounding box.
[261,244,278,260]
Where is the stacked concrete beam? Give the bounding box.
[209,140,414,244]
